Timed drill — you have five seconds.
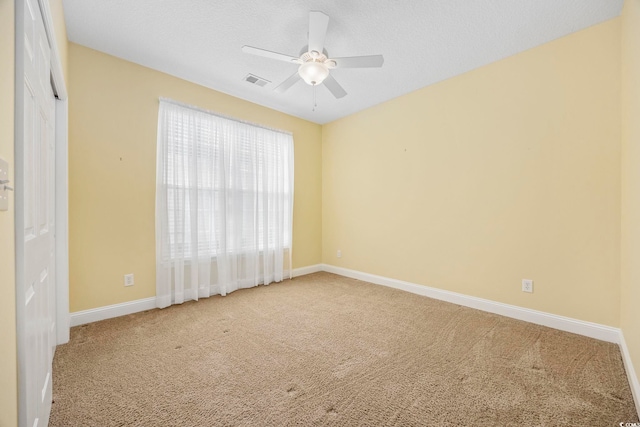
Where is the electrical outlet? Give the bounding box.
[337,249,342,258]
[522,279,533,293]
[124,273,134,287]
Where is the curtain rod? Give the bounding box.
[159,97,293,136]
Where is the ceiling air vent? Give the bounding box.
[244,74,270,87]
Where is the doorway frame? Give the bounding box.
[40,0,70,347]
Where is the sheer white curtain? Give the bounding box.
[155,99,294,308]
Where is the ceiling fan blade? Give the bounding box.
[242,46,299,63]
[323,74,347,99]
[308,11,329,54]
[274,72,302,93]
[332,55,384,68]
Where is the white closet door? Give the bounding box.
[22,0,56,425]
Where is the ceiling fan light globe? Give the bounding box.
[298,61,329,86]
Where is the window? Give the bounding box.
[156,99,293,262]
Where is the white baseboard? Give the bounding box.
[619,331,640,415]
[291,264,322,278]
[321,264,620,344]
[70,264,324,327]
[69,263,622,344]
[70,297,157,327]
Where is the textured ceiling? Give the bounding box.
[62,0,623,124]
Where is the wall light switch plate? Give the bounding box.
[0,157,9,211]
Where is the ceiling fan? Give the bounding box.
[242,11,384,99]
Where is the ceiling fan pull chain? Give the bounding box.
[313,85,317,111]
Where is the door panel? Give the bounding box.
[21,0,55,425]
[23,80,35,240]
[38,106,48,234]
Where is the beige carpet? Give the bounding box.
[51,272,638,426]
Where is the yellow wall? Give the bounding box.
[322,19,622,326]
[0,0,17,424]
[621,0,640,398]
[68,43,322,312]
[50,0,69,83]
